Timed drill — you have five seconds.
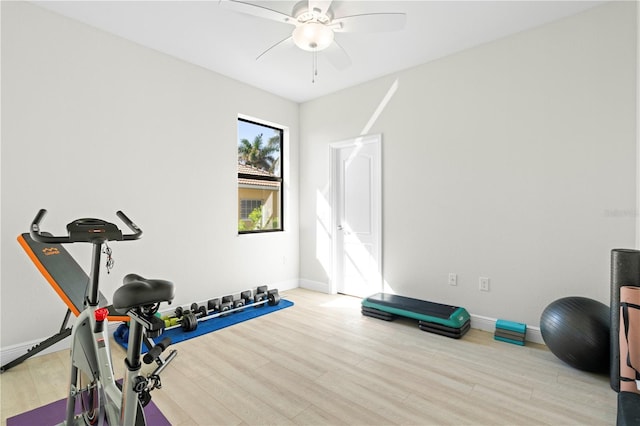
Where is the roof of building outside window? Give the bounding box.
[238,163,280,188]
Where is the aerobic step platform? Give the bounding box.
[362,293,470,339]
[494,319,526,346]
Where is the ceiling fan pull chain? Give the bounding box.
[312,48,321,83]
[312,49,317,83]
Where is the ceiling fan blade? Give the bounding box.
[323,40,351,70]
[256,35,293,61]
[221,0,296,25]
[332,13,406,33]
[309,0,333,16]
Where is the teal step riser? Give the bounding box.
[494,335,525,346]
[495,319,526,334]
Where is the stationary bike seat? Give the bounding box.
[113,273,175,313]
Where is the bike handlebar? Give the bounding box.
[30,209,68,243]
[30,209,143,243]
[116,210,143,241]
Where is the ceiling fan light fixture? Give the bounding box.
[292,22,334,51]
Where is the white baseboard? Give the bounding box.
[471,314,543,344]
[1,337,70,367]
[272,279,300,292]
[299,279,331,293]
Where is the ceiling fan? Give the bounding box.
[221,0,406,81]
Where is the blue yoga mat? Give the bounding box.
[115,299,294,351]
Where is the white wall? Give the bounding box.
[299,1,637,327]
[637,0,640,251]
[0,2,299,349]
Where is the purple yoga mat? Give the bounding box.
[7,395,170,426]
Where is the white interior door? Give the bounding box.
[331,134,382,298]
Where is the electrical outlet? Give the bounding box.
[448,273,457,286]
[479,277,490,292]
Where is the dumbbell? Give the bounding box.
[174,311,198,331]
[189,302,208,318]
[240,290,253,304]
[230,290,252,312]
[254,286,268,307]
[171,302,201,325]
[234,291,252,307]
[254,286,280,307]
[206,291,251,314]
[162,309,198,332]
[266,289,280,305]
[220,295,235,315]
[255,285,268,297]
[208,298,220,312]
[220,291,250,311]
[173,302,206,320]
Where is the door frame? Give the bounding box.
[329,134,382,295]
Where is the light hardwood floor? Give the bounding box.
[1,288,617,425]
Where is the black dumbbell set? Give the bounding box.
[161,286,281,332]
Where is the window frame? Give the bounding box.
[237,117,284,234]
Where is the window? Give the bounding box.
[237,118,283,233]
[240,199,263,220]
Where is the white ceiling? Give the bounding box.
[33,0,606,103]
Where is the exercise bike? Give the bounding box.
[30,209,177,426]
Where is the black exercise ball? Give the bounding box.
[540,296,610,373]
